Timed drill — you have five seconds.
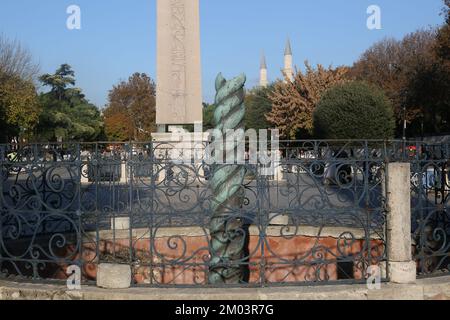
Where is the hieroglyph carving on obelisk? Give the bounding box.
[156,0,203,126]
[170,0,186,123]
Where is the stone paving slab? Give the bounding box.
[1,276,449,300]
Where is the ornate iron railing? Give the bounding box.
[1,140,445,287]
[408,142,450,277]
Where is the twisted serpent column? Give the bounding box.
[209,73,248,284]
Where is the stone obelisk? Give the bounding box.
[156,0,203,132]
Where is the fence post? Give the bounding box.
[120,162,128,184]
[387,162,416,284]
[80,163,89,184]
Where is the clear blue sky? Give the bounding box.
[0,0,445,107]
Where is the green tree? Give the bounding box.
[39,64,75,101]
[202,102,215,131]
[244,84,274,131]
[36,64,104,142]
[313,82,395,140]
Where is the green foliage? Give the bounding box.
[203,84,275,133]
[36,64,104,142]
[313,82,395,140]
[39,64,75,101]
[202,102,215,131]
[0,72,40,142]
[244,84,274,131]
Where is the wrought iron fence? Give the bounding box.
[407,142,450,277]
[0,139,424,287]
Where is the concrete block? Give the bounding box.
[368,284,423,300]
[388,261,417,284]
[96,264,131,289]
[111,217,130,231]
[268,213,289,226]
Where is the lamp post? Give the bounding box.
[403,105,407,142]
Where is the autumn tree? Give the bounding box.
[429,0,450,133]
[351,26,450,136]
[0,36,40,142]
[104,73,156,141]
[266,63,348,139]
[435,0,450,67]
[0,34,39,82]
[0,73,40,142]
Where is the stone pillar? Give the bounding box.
[120,162,128,184]
[274,150,284,181]
[80,164,89,184]
[387,162,416,284]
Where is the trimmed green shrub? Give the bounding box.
[313,81,395,140]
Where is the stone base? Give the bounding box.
[380,261,387,279]
[151,131,210,143]
[111,217,130,231]
[268,213,289,226]
[388,261,417,284]
[152,131,210,183]
[96,264,131,289]
[2,276,450,300]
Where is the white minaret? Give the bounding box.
[259,52,268,87]
[283,39,294,82]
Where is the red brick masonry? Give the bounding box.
[60,233,384,285]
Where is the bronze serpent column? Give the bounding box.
[208,73,249,285]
